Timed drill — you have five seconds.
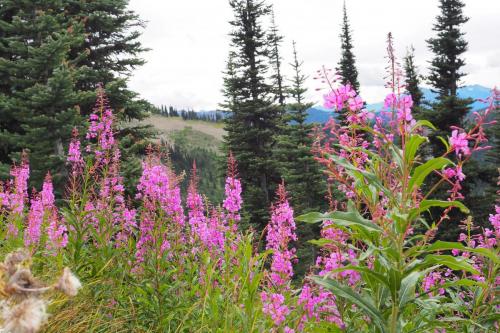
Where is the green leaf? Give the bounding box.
[425,241,500,265]
[399,266,437,308]
[329,155,393,199]
[423,255,480,275]
[407,157,453,193]
[312,276,387,332]
[297,201,382,233]
[329,265,392,291]
[308,238,333,246]
[405,134,427,165]
[412,120,437,131]
[409,200,469,220]
[437,136,450,152]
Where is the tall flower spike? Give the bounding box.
[9,153,30,215]
[135,154,185,265]
[24,193,43,247]
[187,161,208,244]
[67,127,83,175]
[266,182,297,286]
[85,84,116,166]
[223,152,242,226]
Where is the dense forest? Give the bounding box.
[0,0,498,332]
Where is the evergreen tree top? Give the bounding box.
[337,0,359,93]
[427,0,469,97]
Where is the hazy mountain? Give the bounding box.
[306,84,492,124]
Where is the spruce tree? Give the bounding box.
[337,1,359,92]
[337,1,360,125]
[403,46,424,116]
[222,0,282,229]
[278,41,325,214]
[425,0,472,156]
[275,41,327,276]
[425,0,474,240]
[65,0,152,191]
[0,0,151,191]
[0,0,85,189]
[268,8,286,106]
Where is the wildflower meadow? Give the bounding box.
[0,76,498,332]
[0,0,499,332]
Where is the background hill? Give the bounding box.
[141,115,225,202]
[306,84,492,123]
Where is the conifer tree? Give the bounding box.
[275,41,327,276]
[0,1,86,189]
[424,0,474,240]
[403,46,424,115]
[277,41,325,214]
[337,1,360,125]
[425,0,472,155]
[337,1,359,93]
[65,0,152,190]
[268,8,286,107]
[222,0,282,229]
[0,0,151,191]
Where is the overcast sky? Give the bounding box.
[127,0,500,110]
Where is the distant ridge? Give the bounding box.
[189,85,492,125]
[305,84,492,124]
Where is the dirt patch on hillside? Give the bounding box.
[141,115,225,141]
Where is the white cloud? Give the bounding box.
[128,0,500,108]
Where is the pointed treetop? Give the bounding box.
[337,0,360,92]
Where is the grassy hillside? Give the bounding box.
[142,114,225,203]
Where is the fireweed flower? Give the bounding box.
[383,92,397,110]
[46,215,68,250]
[449,130,470,156]
[8,159,30,215]
[443,166,466,182]
[261,184,297,328]
[489,205,500,237]
[223,152,242,229]
[41,174,55,207]
[85,86,116,166]
[135,154,185,264]
[206,208,227,254]
[297,284,344,328]
[24,194,44,247]
[187,163,208,246]
[67,128,84,175]
[261,292,290,326]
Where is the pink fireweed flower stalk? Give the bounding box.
[206,208,226,252]
[85,85,116,167]
[297,283,344,329]
[8,154,30,215]
[46,215,68,250]
[223,152,242,228]
[295,220,354,329]
[4,154,30,237]
[67,127,84,181]
[24,174,58,248]
[261,183,297,329]
[134,152,185,265]
[92,148,135,248]
[42,174,68,251]
[187,162,208,247]
[261,292,290,326]
[265,183,297,286]
[24,193,44,247]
